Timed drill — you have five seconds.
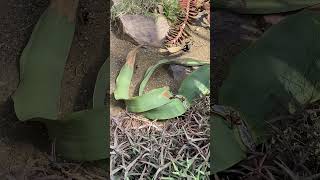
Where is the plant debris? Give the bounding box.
[110,96,210,179]
[164,0,199,48]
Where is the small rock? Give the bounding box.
[169,65,189,83]
[115,15,170,48]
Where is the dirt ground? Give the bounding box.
[0,0,108,179]
[109,13,210,178]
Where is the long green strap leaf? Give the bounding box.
[215,10,320,173]
[142,99,186,120]
[179,65,210,103]
[220,10,320,143]
[138,59,170,96]
[13,6,75,121]
[114,45,141,100]
[126,87,173,112]
[35,60,108,161]
[45,60,108,161]
[93,60,107,109]
[212,115,247,174]
[13,5,108,161]
[142,64,210,120]
[139,59,208,96]
[114,46,210,120]
[46,109,107,161]
[213,0,320,14]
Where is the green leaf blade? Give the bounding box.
[13,6,76,121]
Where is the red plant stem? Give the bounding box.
[168,0,192,44]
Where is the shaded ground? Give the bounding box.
[212,10,261,104]
[0,0,49,142]
[0,0,108,179]
[213,9,320,180]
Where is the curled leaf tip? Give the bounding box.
[126,45,142,67]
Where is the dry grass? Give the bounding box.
[110,96,210,179]
[111,0,158,20]
[111,0,182,23]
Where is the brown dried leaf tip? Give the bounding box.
[164,0,199,48]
